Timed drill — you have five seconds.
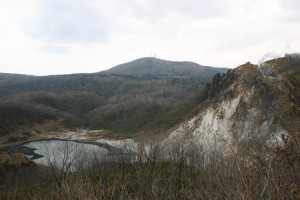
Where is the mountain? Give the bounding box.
[0,58,228,137]
[103,57,227,77]
[1,55,299,200]
[164,54,300,153]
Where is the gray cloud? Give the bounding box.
[22,0,109,44]
[278,0,300,10]
[117,0,229,21]
[37,44,69,54]
[169,0,230,18]
[1,0,299,75]
[276,0,300,22]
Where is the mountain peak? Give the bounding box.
[235,61,262,77]
[103,57,228,78]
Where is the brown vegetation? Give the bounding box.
[0,136,299,199]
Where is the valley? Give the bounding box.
[0,57,227,139]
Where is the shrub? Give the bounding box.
[0,136,299,199]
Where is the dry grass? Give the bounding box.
[0,152,34,168]
[0,137,299,200]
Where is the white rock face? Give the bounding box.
[165,96,241,152]
[164,91,289,154]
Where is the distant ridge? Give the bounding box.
[102,57,228,77]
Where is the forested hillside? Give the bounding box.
[0,58,228,136]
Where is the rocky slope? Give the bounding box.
[164,54,300,153]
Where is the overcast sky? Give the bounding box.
[0,0,299,75]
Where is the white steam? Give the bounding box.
[258,46,295,65]
[256,46,299,75]
[258,52,284,64]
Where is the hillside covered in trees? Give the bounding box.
[0,57,227,136]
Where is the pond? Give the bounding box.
[2,139,116,171]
